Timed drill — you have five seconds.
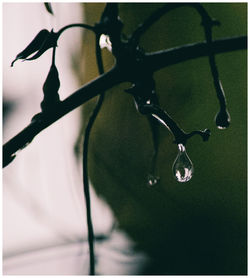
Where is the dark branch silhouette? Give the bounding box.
[3,3,247,275]
[3,35,246,168]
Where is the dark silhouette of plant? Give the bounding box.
[3,3,247,275]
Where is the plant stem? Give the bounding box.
[3,36,246,168]
[82,33,105,275]
[145,36,246,71]
[57,23,95,38]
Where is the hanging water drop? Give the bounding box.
[172,144,194,183]
[147,174,160,186]
[99,34,112,52]
[215,108,231,129]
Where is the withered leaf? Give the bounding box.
[11,29,59,66]
[11,29,50,67]
[25,30,59,61]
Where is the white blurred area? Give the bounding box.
[2,3,148,275]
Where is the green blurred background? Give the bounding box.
[77,3,247,275]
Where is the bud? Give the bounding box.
[11,29,50,66]
[11,29,59,66]
[41,64,60,112]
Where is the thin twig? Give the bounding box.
[51,46,56,66]
[82,33,105,275]
[130,3,228,118]
[57,23,95,37]
[145,35,247,71]
[3,36,246,168]
[130,3,182,47]
[3,66,122,167]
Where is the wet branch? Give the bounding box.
[146,35,246,71]
[3,35,247,168]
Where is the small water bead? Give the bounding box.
[217,125,226,130]
[172,144,194,183]
[147,174,160,186]
[215,109,231,130]
[99,34,112,52]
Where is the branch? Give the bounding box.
[3,67,123,167]
[145,35,247,71]
[130,3,218,47]
[3,35,247,168]
[82,33,106,275]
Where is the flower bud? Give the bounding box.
[41,64,60,111]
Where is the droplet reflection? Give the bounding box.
[215,108,231,130]
[147,174,160,186]
[172,144,194,183]
[99,34,112,52]
[217,125,227,130]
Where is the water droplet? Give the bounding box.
[147,174,160,186]
[215,109,231,129]
[172,144,194,183]
[99,34,112,52]
[217,125,226,130]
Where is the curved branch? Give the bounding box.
[82,33,105,275]
[57,23,95,37]
[145,35,247,72]
[3,35,247,168]
[138,103,211,145]
[3,66,122,167]
[130,3,217,47]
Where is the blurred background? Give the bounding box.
[2,3,148,275]
[79,3,247,275]
[3,3,247,275]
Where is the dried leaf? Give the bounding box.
[11,29,50,67]
[25,30,59,61]
[11,29,59,66]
